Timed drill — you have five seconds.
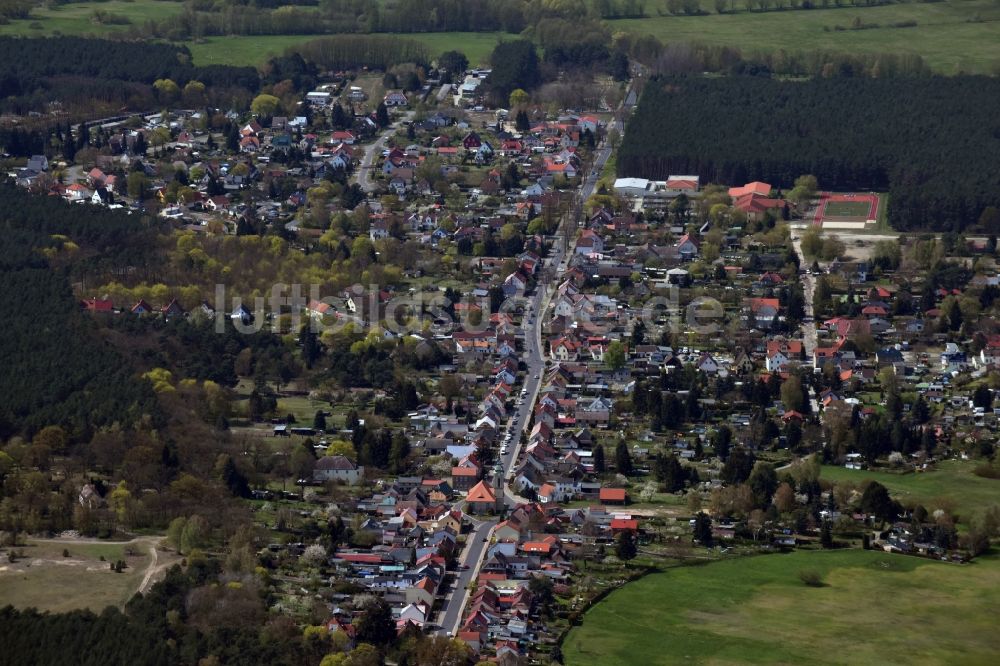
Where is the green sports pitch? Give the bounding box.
[822,200,874,219]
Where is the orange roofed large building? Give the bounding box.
[728,181,772,198]
[465,479,503,514]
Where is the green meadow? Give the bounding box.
[820,459,1000,522]
[608,0,1000,74]
[0,1,182,37]
[564,549,1000,665]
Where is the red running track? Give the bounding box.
[813,192,879,227]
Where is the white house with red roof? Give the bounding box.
[64,183,92,202]
[976,334,1000,369]
[330,130,355,144]
[746,297,781,327]
[766,339,804,371]
[664,174,700,195]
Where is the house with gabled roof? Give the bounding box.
[381,91,407,107]
[672,233,699,260]
[746,297,781,327]
[131,299,154,315]
[576,396,612,425]
[766,339,804,371]
[494,520,522,543]
[81,298,114,313]
[160,299,185,318]
[313,455,363,484]
[462,132,482,149]
[404,576,438,608]
[575,229,604,255]
[503,271,528,297]
[696,352,721,375]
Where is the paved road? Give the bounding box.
[355,110,415,193]
[431,175,589,639]
[498,114,620,482]
[791,235,821,414]
[792,235,819,361]
[437,518,495,636]
[433,86,634,637]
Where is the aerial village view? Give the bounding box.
[0,1,999,665]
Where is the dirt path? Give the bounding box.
[138,541,159,594]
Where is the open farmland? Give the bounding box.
[0,1,183,38]
[564,550,1000,665]
[609,0,1000,75]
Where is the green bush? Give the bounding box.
[798,569,824,587]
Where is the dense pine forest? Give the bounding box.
[618,75,1000,232]
[0,37,258,89]
[0,184,161,440]
[0,37,258,115]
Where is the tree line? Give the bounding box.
[291,35,431,72]
[645,40,932,78]
[619,75,1000,232]
[110,0,612,40]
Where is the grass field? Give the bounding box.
[0,1,183,38]
[819,460,1000,522]
[274,394,354,426]
[608,1,1000,74]
[564,549,1000,665]
[0,539,152,613]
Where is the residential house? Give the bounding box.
[384,91,408,107]
[674,234,700,260]
[746,298,781,328]
[576,230,604,255]
[313,455,364,484]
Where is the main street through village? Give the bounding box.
[435,89,634,637]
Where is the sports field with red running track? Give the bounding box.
[813,192,879,226]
